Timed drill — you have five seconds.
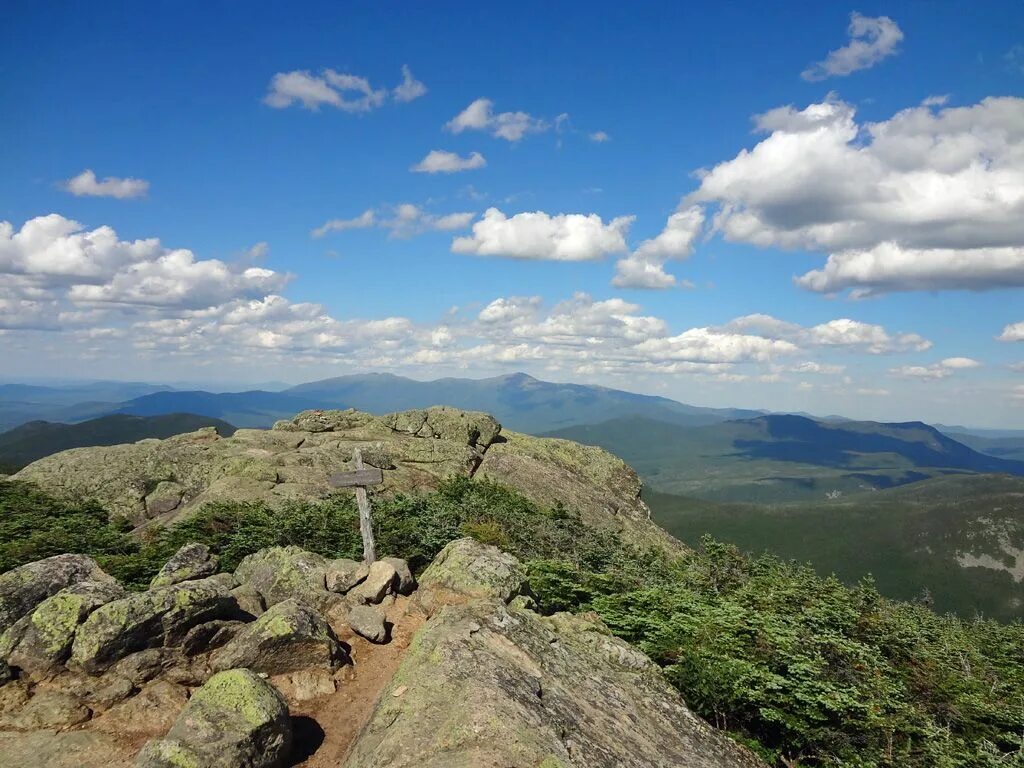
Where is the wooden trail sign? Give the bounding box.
[328,448,383,565]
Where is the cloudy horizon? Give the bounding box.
[2,4,1023,428]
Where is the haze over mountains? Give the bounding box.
[0,373,763,434]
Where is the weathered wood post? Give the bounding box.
[328,447,383,565]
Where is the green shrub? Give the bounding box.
[6,477,1024,765]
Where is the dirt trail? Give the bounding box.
[291,595,426,767]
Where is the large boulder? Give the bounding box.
[324,558,368,594]
[415,538,525,616]
[345,595,765,768]
[0,579,126,678]
[149,542,218,588]
[233,546,328,609]
[69,576,240,674]
[347,560,397,605]
[0,554,113,634]
[135,668,291,768]
[210,599,346,675]
[346,604,387,644]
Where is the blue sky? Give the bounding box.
[1,1,1023,426]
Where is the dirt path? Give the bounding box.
[291,595,425,767]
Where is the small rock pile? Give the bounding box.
[0,543,417,767]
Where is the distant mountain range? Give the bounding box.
[0,414,236,473]
[0,373,764,434]
[547,413,1024,503]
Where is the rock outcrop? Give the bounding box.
[0,538,763,768]
[13,406,676,553]
[0,555,114,634]
[347,540,764,768]
[135,669,291,768]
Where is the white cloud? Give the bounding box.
[69,258,284,309]
[311,210,376,238]
[998,322,1024,342]
[690,96,1024,295]
[62,170,149,199]
[264,67,421,112]
[445,98,548,141]
[386,205,474,238]
[411,150,486,174]
[801,12,903,81]
[589,131,611,143]
[313,205,474,239]
[392,65,427,103]
[613,205,704,289]
[452,208,633,261]
[796,244,1024,296]
[891,357,983,380]
[0,214,289,315]
[477,296,542,324]
[634,329,798,364]
[722,314,931,354]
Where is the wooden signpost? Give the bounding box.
[328,447,383,565]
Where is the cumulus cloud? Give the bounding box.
[589,131,611,143]
[264,66,423,112]
[998,322,1024,342]
[690,95,1024,295]
[0,214,290,318]
[452,208,633,261]
[890,357,982,380]
[801,12,903,81]
[445,98,548,141]
[312,205,473,239]
[62,170,149,199]
[392,65,427,103]
[722,314,931,354]
[613,205,704,289]
[411,150,486,174]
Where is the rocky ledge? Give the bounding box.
[13,406,677,553]
[0,539,763,768]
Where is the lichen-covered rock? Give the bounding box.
[69,576,241,674]
[346,596,765,768]
[381,407,501,449]
[382,557,416,595]
[13,407,684,557]
[0,554,113,634]
[180,619,244,656]
[0,689,90,730]
[0,579,126,678]
[415,538,525,616]
[230,582,266,618]
[347,604,387,644]
[150,542,218,588]
[134,668,291,768]
[233,546,327,608]
[477,430,683,554]
[210,599,346,675]
[348,560,397,605]
[324,558,368,594]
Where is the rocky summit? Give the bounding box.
[0,537,763,768]
[14,406,677,552]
